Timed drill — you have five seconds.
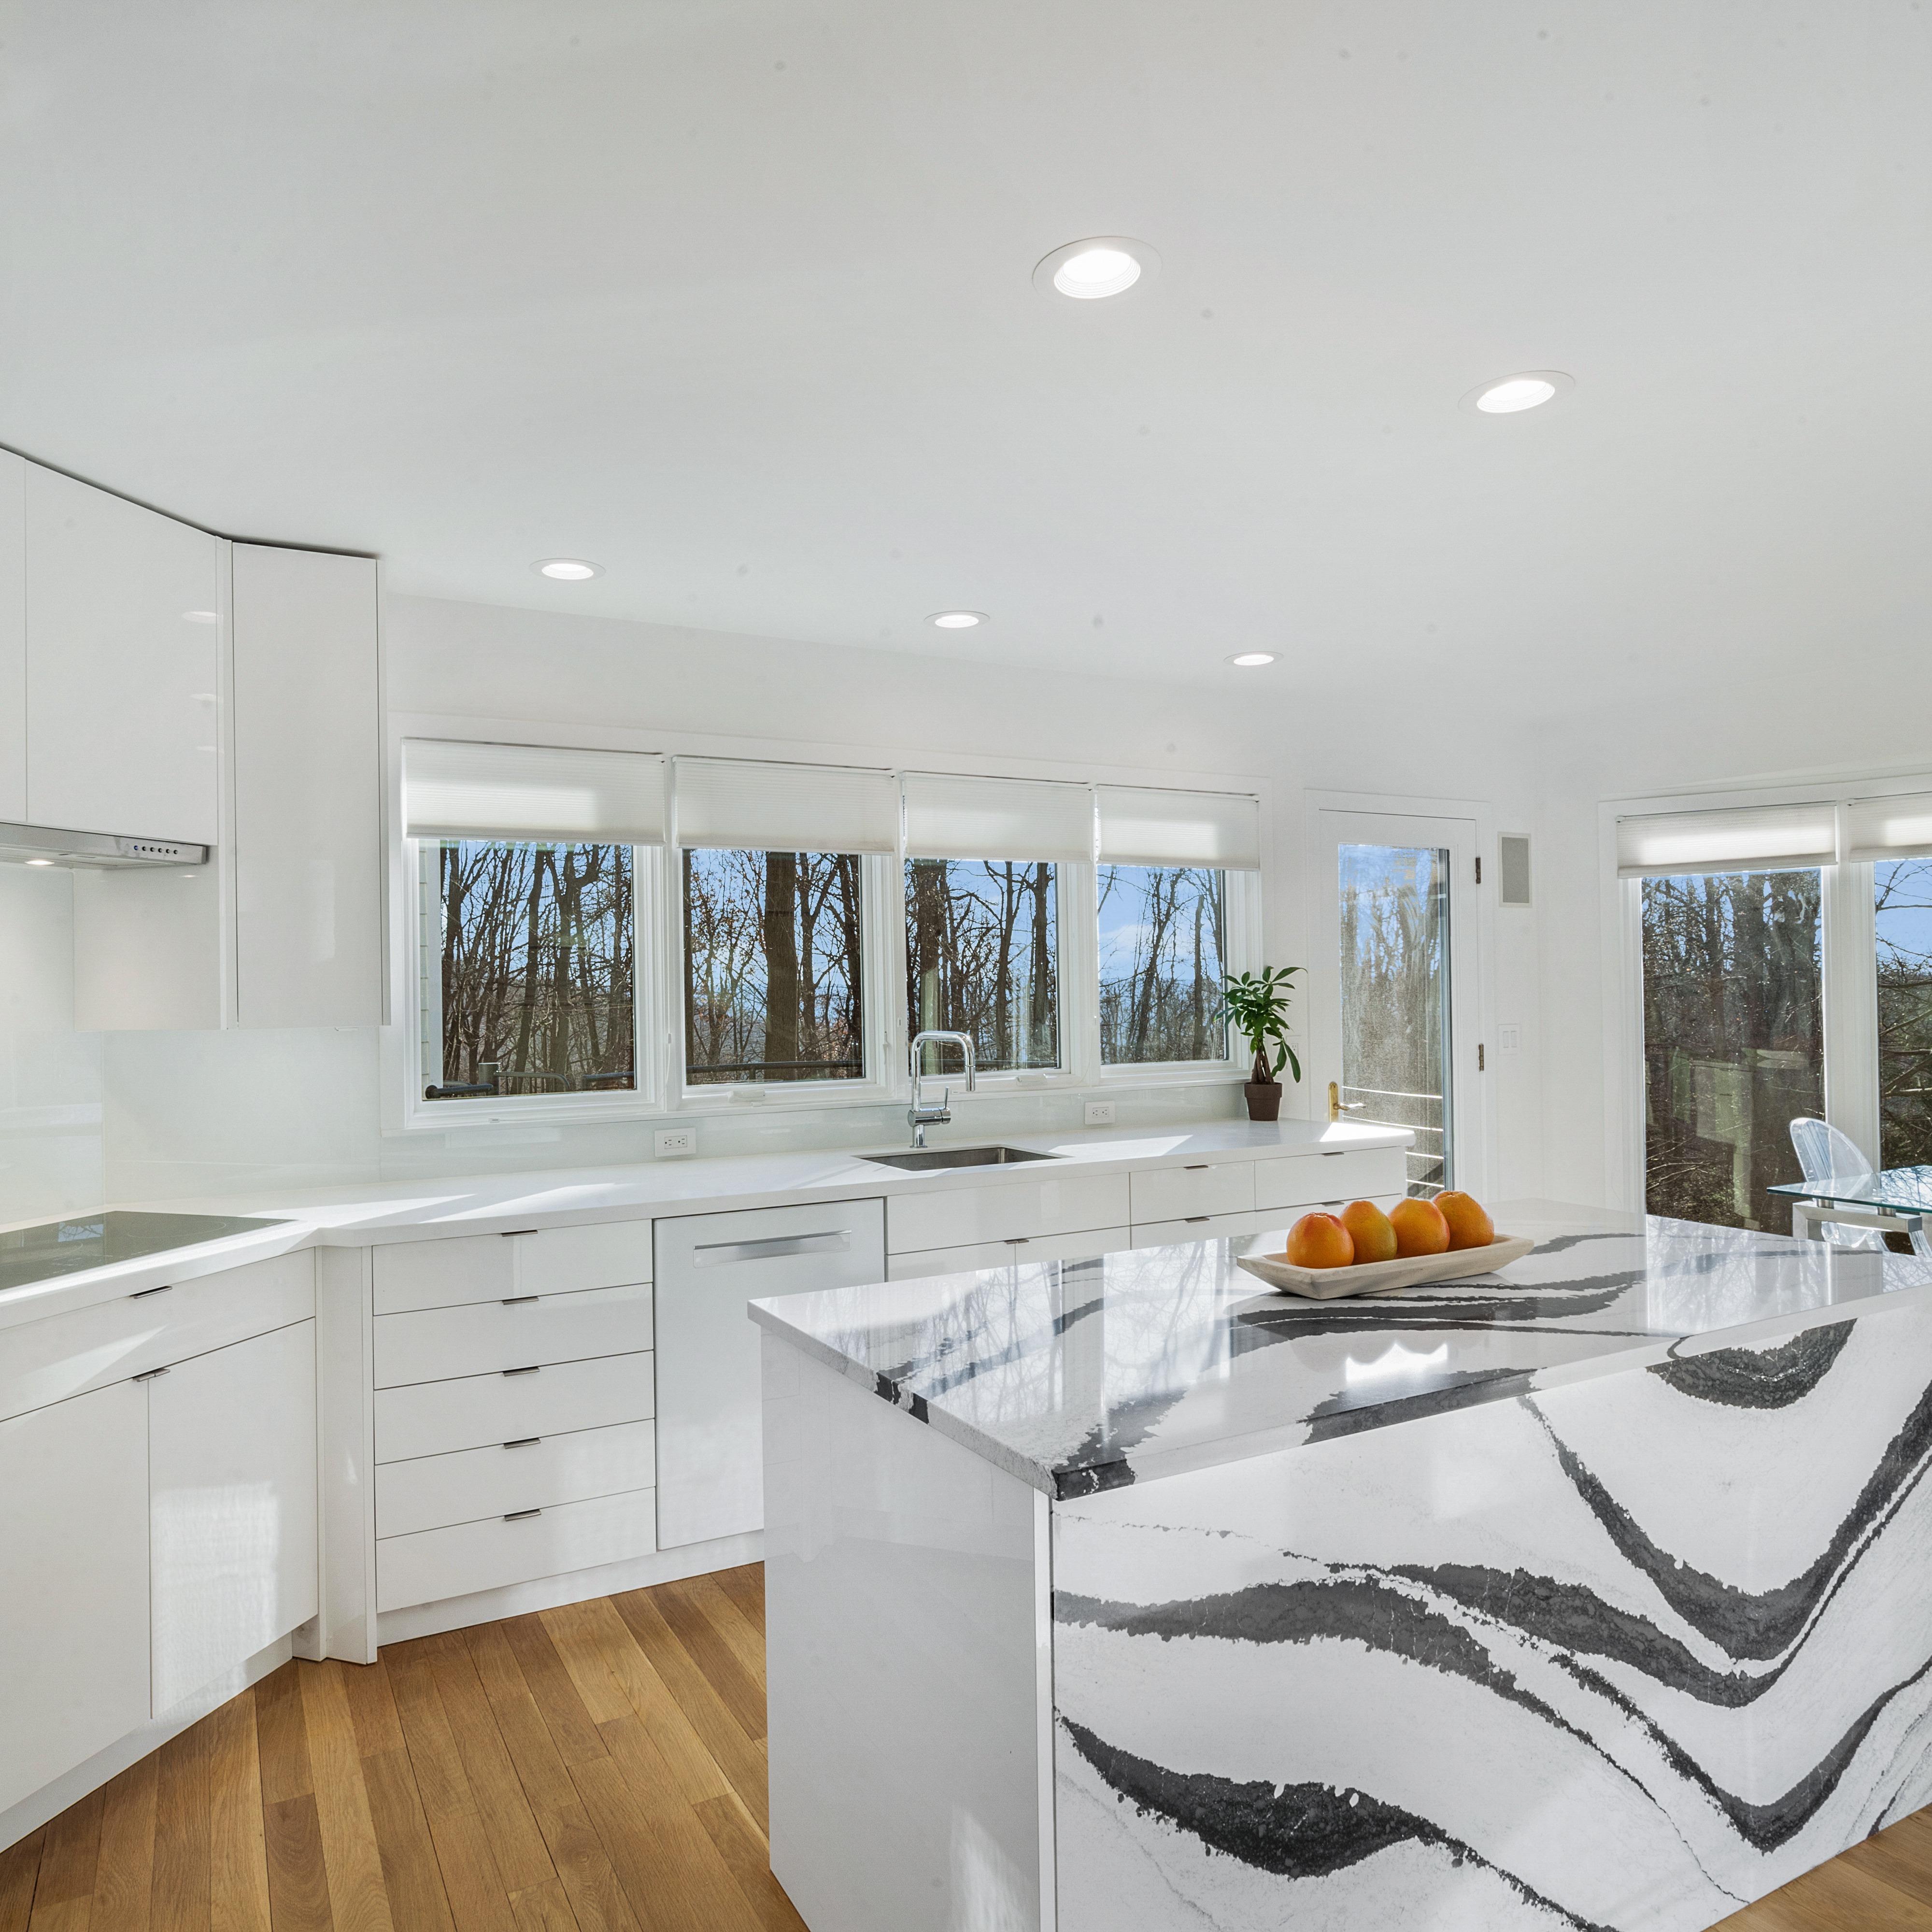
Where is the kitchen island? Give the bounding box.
[753,1208,1932,1932]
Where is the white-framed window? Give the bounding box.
[390,728,1268,1125]
[1612,783,1932,1226]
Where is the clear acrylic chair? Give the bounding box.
[1788,1117,1888,1251]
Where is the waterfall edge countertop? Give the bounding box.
[0,1116,1406,1331]
[748,1207,1932,1497]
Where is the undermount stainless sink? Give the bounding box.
[861,1144,1063,1173]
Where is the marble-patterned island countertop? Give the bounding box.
[748,1205,1926,1498]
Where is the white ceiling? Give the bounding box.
[3,1,1930,707]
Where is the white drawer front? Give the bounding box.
[374,1282,653,1389]
[376,1485,657,1613]
[888,1225,1135,1281]
[377,1419,657,1539]
[1130,1211,1260,1248]
[886,1171,1131,1255]
[372,1220,652,1316]
[1129,1161,1256,1224]
[0,1250,314,1426]
[376,1350,653,1463]
[1252,1147,1410,1213]
[516,1221,651,1294]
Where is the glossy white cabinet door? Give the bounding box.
[0,1378,150,1816]
[24,464,220,843]
[148,1320,318,1715]
[0,450,24,822]
[655,1198,886,1549]
[230,545,383,1027]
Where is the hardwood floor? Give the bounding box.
[7,1558,1932,1929]
[0,1564,803,1932]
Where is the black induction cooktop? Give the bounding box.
[0,1210,289,1294]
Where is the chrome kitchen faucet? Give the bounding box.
[907,1030,975,1149]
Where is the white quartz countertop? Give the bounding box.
[0,1116,1405,1331]
[749,1209,1932,1498]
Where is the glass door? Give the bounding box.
[1313,811,1481,1196]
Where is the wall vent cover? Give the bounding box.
[1499,834,1532,907]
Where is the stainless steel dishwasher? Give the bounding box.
[653,1197,886,1549]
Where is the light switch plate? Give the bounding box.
[1083,1101,1117,1127]
[654,1127,696,1157]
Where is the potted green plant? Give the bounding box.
[1219,966,1304,1122]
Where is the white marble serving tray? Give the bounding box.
[1236,1232,1538,1299]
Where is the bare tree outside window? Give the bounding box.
[427,840,635,1100]
[685,850,864,1083]
[1338,845,1452,1192]
[905,859,1059,1072]
[1097,866,1227,1065]
[1641,870,1822,1228]
[1877,857,1932,1170]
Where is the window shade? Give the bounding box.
[673,757,898,853]
[402,739,666,843]
[1844,794,1932,863]
[1095,786,1261,869]
[901,773,1094,862]
[1615,803,1836,878]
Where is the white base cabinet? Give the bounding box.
[0,1378,151,1817]
[149,1320,318,1715]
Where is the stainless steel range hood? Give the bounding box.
[0,821,209,868]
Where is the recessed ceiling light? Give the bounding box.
[182,610,220,624]
[927,611,987,629]
[1227,652,1277,667]
[25,858,54,867]
[533,558,604,581]
[1033,236,1162,302]
[1461,370,1575,415]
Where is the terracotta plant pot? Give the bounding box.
[1244,1080,1283,1122]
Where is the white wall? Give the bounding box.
[0,592,1553,1216]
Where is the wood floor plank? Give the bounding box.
[358,1750,454,1932]
[507,1878,579,1932]
[554,1601,732,1810]
[709,1565,766,1639]
[650,1582,766,1738]
[204,1693,270,1932]
[693,1795,807,1932]
[420,1634,556,1895]
[671,1576,767,1690]
[263,1796,333,1932]
[463,1627,643,1932]
[608,1590,770,1833]
[340,1662,407,1764]
[565,1757,758,1932]
[497,1618,610,1773]
[29,1787,101,1932]
[298,1663,396,1932]
[93,1757,159,1932]
[384,1641,517,1932]
[0,1830,44,1932]
[151,1717,213,1932]
[1779,1853,1932,1929]
[1849,1813,1932,1909]
[254,1662,316,1808]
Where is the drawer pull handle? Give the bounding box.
[132,1366,170,1382]
[503,1507,542,1521]
[1184,1164,1210,1171]
[498,1228,541,1238]
[1004,1236,1031,1246]
[1322,1151,1346,1158]
[502,1365,541,1378]
[503,1436,542,1449]
[692,1231,852,1266]
[129,1284,172,1299]
[501,1295,539,1306]
[1183,1216,1210,1224]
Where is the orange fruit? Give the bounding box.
[1285,1212,1354,1270]
[1388,1197,1451,1257]
[1339,1200,1397,1264]
[1435,1191,1494,1250]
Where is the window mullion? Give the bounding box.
[1822,860,1881,1168]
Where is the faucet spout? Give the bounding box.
[907,1030,976,1148]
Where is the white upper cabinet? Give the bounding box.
[231,544,383,1027]
[0,452,24,823]
[24,463,221,843]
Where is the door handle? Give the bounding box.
[500,1295,539,1306]
[1184,1165,1210,1172]
[501,1365,541,1378]
[1183,1216,1210,1224]
[129,1284,172,1299]
[132,1366,170,1382]
[691,1231,852,1266]
[1004,1236,1031,1246]
[503,1508,542,1521]
[497,1229,540,1238]
[503,1436,541,1449]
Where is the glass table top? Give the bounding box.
[0,1210,288,1294]
[1766,1166,1932,1214]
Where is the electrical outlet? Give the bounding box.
[1083,1101,1117,1127]
[653,1127,696,1158]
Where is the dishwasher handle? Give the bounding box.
[690,1230,853,1267]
